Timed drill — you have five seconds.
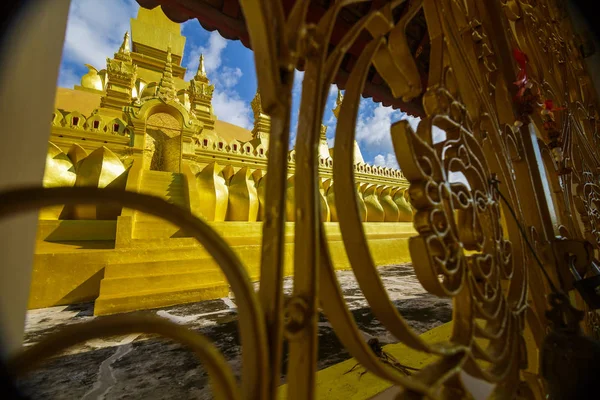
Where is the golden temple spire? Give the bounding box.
[320,124,328,141]
[319,124,331,160]
[157,46,176,101]
[101,31,136,113]
[120,31,131,54]
[189,53,215,130]
[114,31,132,62]
[251,89,263,116]
[196,54,208,81]
[251,89,271,140]
[332,88,344,119]
[330,88,363,164]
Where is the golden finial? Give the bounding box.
[80,64,103,91]
[166,45,172,64]
[332,88,344,118]
[251,89,263,117]
[194,54,210,84]
[251,88,270,139]
[198,54,207,77]
[114,31,132,62]
[119,31,130,54]
[320,124,328,140]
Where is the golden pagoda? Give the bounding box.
[36,7,415,315]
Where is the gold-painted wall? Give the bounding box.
[33,4,415,316]
[31,221,415,311]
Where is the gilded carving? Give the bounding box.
[324,179,337,222]
[318,178,330,223]
[393,188,414,222]
[256,175,266,221]
[361,183,385,222]
[575,171,600,247]
[196,162,228,221]
[64,146,127,220]
[42,142,76,189]
[251,90,270,142]
[66,143,88,167]
[74,146,126,189]
[157,46,177,102]
[25,1,600,398]
[80,64,103,91]
[227,166,259,222]
[379,186,400,222]
[189,78,215,98]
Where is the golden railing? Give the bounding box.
[5,0,600,399]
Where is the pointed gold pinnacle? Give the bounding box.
[332,88,344,119]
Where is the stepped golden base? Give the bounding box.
[30,219,416,315]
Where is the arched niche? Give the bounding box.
[129,100,197,173]
[145,112,182,172]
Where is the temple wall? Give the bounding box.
[42,120,413,224]
[162,136,181,172]
[35,23,416,315]
[35,118,416,311]
[30,221,414,309]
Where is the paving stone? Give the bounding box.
[17,264,452,399]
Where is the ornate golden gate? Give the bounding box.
[4,0,600,398]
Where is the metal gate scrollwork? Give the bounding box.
[4,0,600,399]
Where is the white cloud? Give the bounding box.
[218,66,243,88]
[356,103,401,149]
[203,33,228,72]
[373,153,399,169]
[327,137,335,147]
[184,47,202,80]
[448,170,470,188]
[213,90,252,130]
[373,154,385,166]
[185,31,228,80]
[293,69,305,97]
[61,0,138,71]
[57,66,80,88]
[329,84,338,98]
[290,73,338,149]
[403,115,421,131]
[352,100,447,170]
[180,30,251,130]
[432,125,446,143]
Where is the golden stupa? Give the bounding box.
[35,7,415,315]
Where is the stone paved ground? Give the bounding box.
[16,264,452,399]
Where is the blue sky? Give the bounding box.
[57,0,421,169]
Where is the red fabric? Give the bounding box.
[513,48,529,97]
[513,48,529,69]
[544,99,566,112]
